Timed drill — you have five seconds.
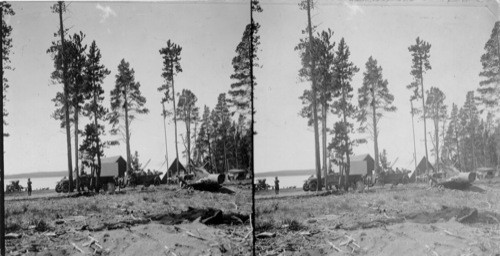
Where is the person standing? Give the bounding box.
[274,176,280,195]
[27,178,32,196]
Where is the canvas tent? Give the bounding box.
[410,157,434,181]
[162,158,187,183]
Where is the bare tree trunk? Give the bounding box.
[341,84,350,191]
[322,102,327,189]
[371,84,380,175]
[306,0,322,191]
[1,6,5,254]
[470,108,476,171]
[74,106,79,192]
[234,126,239,169]
[410,99,417,170]
[124,84,131,174]
[172,78,180,173]
[455,125,461,169]
[435,116,440,173]
[421,75,430,175]
[223,142,228,173]
[162,102,169,181]
[187,108,191,166]
[58,1,73,192]
[193,117,199,164]
[441,117,446,165]
[93,84,101,192]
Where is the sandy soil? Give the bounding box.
[5,183,252,256]
[256,180,500,255]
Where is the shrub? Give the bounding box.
[31,219,51,232]
[282,218,305,231]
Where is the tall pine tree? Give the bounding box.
[408,37,432,175]
[478,22,500,114]
[82,40,110,191]
[159,40,182,172]
[109,59,149,174]
[331,38,359,190]
[2,2,14,137]
[357,56,396,175]
[425,87,447,172]
[296,0,322,190]
[176,89,198,165]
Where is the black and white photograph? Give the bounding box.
[3,0,500,255]
[1,1,253,255]
[254,0,500,255]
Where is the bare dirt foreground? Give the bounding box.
[256,179,500,256]
[4,182,252,256]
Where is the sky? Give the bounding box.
[4,1,249,175]
[254,0,498,173]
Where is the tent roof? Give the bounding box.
[351,154,373,162]
[101,156,125,164]
[416,157,434,172]
[167,158,186,173]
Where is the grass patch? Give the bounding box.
[255,219,275,232]
[282,218,305,231]
[376,199,386,206]
[337,200,351,211]
[5,185,252,234]
[6,218,22,233]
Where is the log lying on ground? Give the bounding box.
[186,174,227,192]
[197,174,225,184]
[437,172,476,190]
[450,172,476,183]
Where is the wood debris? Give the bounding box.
[71,242,84,253]
[186,231,206,241]
[256,232,276,238]
[5,233,22,239]
[326,240,343,252]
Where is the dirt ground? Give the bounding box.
[255,179,500,256]
[5,181,252,256]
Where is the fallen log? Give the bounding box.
[435,172,476,190]
[195,174,225,185]
[5,233,22,239]
[449,172,476,183]
[256,232,275,239]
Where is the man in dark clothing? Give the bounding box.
[27,178,32,196]
[274,177,279,195]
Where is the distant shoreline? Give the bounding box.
[254,169,314,177]
[5,171,66,180]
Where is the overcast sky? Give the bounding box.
[4,1,248,175]
[254,0,497,173]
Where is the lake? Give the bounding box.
[256,175,311,189]
[5,176,62,190]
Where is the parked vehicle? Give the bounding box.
[255,179,269,191]
[375,169,410,186]
[55,174,93,193]
[303,173,370,191]
[6,180,24,193]
[123,170,162,188]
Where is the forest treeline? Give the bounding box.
[295,0,500,190]
[1,1,257,192]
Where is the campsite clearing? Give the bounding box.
[255,178,500,255]
[5,181,252,256]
